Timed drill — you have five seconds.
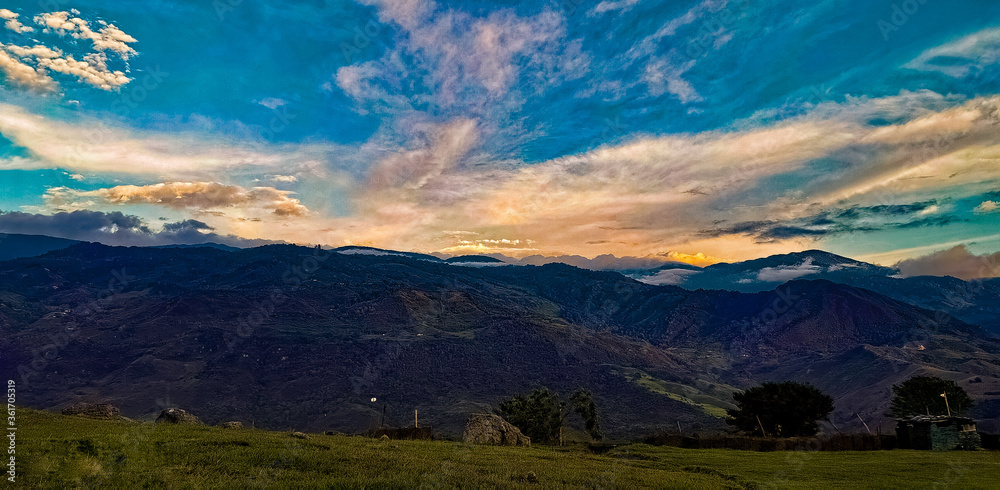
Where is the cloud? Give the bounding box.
[42,182,311,218]
[974,200,998,214]
[34,11,137,59]
[905,27,1000,79]
[0,210,282,248]
[644,56,702,103]
[0,103,335,179]
[590,0,642,16]
[756,258,821,282]
[3,44,131,90]
[895,245,1000,280]
[489,252,708,270]
[0,10,137,92]
[0,9,34,33]
[698,201,959,243]
[257,98,287,109]
[586,0,729,106]
[317,91,1000,262]
[650,0,727,39]
[366,118,478,190]
[0,48,56,91]
[339,0,588,150]
[162,219,213,232]
[637,268,702,285]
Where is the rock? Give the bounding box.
[61,402,122,420]
[155,408,202,425]
[379,434,390,441]
[463,413,530,447]
[511,471,539,483]
[221,421,244,429]
[291,431,309,439]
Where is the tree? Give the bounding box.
[889,376,973,418]
[726,381,834,437]
[495,388,603,444]
[569,389,603,442]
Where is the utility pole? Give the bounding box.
[856,413,871,434]
[415,409,418,428]
[756,415,768,437]
[941,392,951,417]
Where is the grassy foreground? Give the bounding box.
[16,409,999,488]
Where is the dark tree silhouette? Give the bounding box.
[889,376,973,418]
[496,388,603,444]
[726,381,834,437]
[569,389,603,441]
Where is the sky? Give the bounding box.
[0,0,999,272]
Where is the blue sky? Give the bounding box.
[1,0,999,272]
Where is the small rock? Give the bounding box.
[512,472,539,484]
[62,402,122,420]
[291,431,309,439]
[221,421,244,430]
[155,408,202,425]
[379,434,390,441]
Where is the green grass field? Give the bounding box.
[15,409,999,488]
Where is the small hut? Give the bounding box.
[896,416,980,450]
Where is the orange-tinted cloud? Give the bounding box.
[43,182,310,218]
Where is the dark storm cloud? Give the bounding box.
[0,211,282,248]
[700,200,959,243]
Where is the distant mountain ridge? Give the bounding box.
[0,233,80,261]
[2,234,997,335]
[1,242,997,439]
[626,249,1000,336]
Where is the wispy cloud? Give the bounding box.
[2,1,999,264]
[590,0,642,16]
[905,27,1000,78]
[348,0,587,106]
[0,103,336,179]
[337,0,589,152]
[335,92,1000,260]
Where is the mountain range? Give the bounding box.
[0,235,998,438]
[630,250,1000,337]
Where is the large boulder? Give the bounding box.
[463,413,530,447]
[61,402,123,420]
[155,408,202,425]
